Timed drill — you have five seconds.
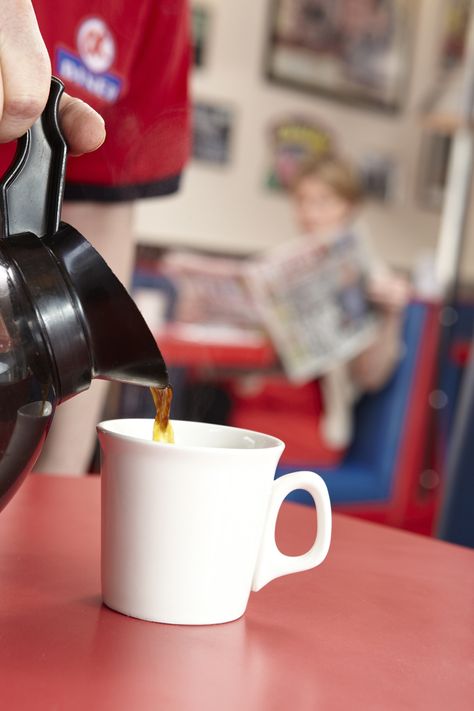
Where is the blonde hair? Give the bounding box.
[292,155,364,205]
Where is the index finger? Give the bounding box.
[0,0,51,142]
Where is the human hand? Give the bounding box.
[0,0,106,155]
[367,271,412,315]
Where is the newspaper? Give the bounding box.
[245,231,378,382]
[159,230,378,382]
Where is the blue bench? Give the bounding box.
[276,302,435,509]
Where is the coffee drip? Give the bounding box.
[151,386,174,443]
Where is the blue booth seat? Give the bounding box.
[276,302,437,510]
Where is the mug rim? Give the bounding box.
[97,418,285,454]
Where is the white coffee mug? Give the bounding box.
[98,419,331,625]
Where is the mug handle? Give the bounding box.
[252,471,332,592]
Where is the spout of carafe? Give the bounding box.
[44,223,169,389]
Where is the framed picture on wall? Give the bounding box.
[357,153,396,202]
[192,101,234,165]
[265,115,334,190]
[439,0,471,70]
[265,0,416,112]
[417,132,452,210]
[191,4,212,69]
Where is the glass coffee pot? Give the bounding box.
[0,78,169,511]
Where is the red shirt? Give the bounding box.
[1,1,190,201]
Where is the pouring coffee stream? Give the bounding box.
[0,77,170,511]
[151,385,174,443]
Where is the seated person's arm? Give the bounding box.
[350,271,411,392]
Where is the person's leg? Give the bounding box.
[34,202,135,475]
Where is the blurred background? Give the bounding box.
[135,0,474,273]
[114,0,474,545]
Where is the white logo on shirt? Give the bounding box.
[77,17,115,74]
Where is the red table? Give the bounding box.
[0,476,473,711]
[156,325,277,369]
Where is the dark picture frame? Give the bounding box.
[191,4,212,69]
[439,0,471,70]
[357,153,396,202]
[417,131,452,211]
[265,0,416,113]
[192,101,235,165]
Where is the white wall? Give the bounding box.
[134,0,474,281]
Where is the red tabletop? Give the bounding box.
[0,475,473,711]
[156,326,277,369]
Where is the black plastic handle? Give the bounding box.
[0,77,67,239]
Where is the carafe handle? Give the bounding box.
[0,77,66,239]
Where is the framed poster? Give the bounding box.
[417,132,452,210]
[191,4,212,69]
[440,0,472,70]
[192,101,234,165]
[357,153,396,202]
[266,116,334,190]
[265,0,416,112]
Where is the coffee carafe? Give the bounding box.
[0,77,169,511]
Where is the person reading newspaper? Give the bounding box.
[230,155,410,465]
